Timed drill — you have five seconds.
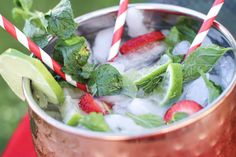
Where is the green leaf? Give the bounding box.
[175,16,198,42]
[199,70,222,103]
[127,113,165,128]
[182,45,231,83]
[12,7,31,21]
[55,36,92,83]
[80,113,110,132]
[23,12,49,48]
[164,27,181,47]
[165,47,184,63]
[45,0,77,39]
[170,112,188,123]
[67,113,83,126]
[14,0,33,11]
[88,64,123,96]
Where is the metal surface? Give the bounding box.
[23,4,236,157]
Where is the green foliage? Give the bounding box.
[45,0,77,39]
[80,113,110,132]
[23,12,49,48]
[164,17,198,63]
[88,64,123,96]
[164,27,181,47]
[182,45,231,82]
[67,113,83,126]
[127,113,165,128]
[55,36,93,83]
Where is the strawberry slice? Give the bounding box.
[79,93,110,114]
[164,100,203,123]
[120,31,165,55]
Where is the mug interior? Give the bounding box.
[23,3,236,140]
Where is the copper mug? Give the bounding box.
[22,4,236,157]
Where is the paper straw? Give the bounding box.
[107,0,129,62]
[184,0,224,59]
[0,14,87,91]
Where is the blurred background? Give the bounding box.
[0,0,235,154]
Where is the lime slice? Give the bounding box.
[151,63,183,106]
[0,49,64,104]
[126,55,172,93]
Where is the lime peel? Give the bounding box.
[0,49,64,104]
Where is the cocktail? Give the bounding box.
[0,1,236,157]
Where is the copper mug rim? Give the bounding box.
[22,3,236,141]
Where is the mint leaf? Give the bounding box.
[14,0,33,11]
[182,45,231,82]
[127,113,165,128]
[12,7,31,20]
[165,47,184,63]
[170,112,188,123]
[199,70,222,103]
[45,0,77,39]
[67,113,83,126]
[12,0,33,21]
[23,12,49,48]
[80,113,110,132]
[55,36,92,83]
[175,17,198,42]
[88,64,123,96]
[164,27,181,47]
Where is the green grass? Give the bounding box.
[0,0,144,153]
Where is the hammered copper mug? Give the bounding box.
[22,4,236,157]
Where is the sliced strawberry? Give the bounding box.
[164,100,203,123]
[120,31,165,55]
[79,93,110,114]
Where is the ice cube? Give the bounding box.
[126,7,149,37]
[127,98,169,117]
[92,27,113,63]
[161,29,170,37]
[109,62,125,74]
[181,77,209,106]
[115,42,167,70]
[210,55,235,89]
[172,41,190,56]
[60,96,80,124]
[202,36,213,47]
[105,114,145,133]
[99,95,132,115]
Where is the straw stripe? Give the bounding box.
[15,29,29,49]
[0,14,87,91]
[40,49,54,70]
[109,40,121,62]
[27,38,42,60]
[206,3,223,19]
[111,26,125,46]
[107,0,128,61]
[2,16,17,39]
[185,0,224,59]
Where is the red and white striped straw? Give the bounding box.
[184,0,224,59]
[0,14,87,91]
[107,0,129,62]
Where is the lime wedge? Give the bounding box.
[151,63,183,106]
[126,55,172,93]
[0,49,64,104]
